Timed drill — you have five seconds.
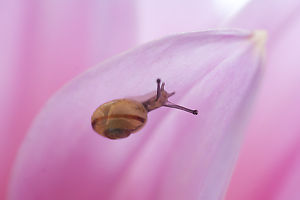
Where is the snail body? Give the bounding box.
[91,79,197,139]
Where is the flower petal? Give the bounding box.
[227,0,300,40]
[0,1,136,198]
[8,30,264,200]
[136,0,250,43]
[226,1,300,199]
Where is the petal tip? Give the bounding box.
[251,30,267,57]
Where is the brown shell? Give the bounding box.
[91,99,148,139]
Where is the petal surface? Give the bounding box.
[136,0,250,43]
[227,21,300,200]
[0,1,136,199]
[225,1,300,200]
[8,30,263,200]
[0,1,253,198]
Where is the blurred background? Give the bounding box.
[1,0,300,200]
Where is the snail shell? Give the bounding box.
[91,99,147,139]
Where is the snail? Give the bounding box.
[91,79,198,139]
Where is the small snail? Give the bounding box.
[91,79,198,139]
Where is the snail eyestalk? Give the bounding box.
[164,102,198,115]
[156,78,161,101]
[142,79,198,115]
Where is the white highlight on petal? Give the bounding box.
[214,0,251,19]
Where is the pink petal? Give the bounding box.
[0,1,253,198]
[0,1,136,198]
[225,1,300,200]
[136,0,250,43]
[227,0,300,41]
[1,1,244,196]
[8,30,264,200]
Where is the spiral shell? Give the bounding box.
[91,99,147,139]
